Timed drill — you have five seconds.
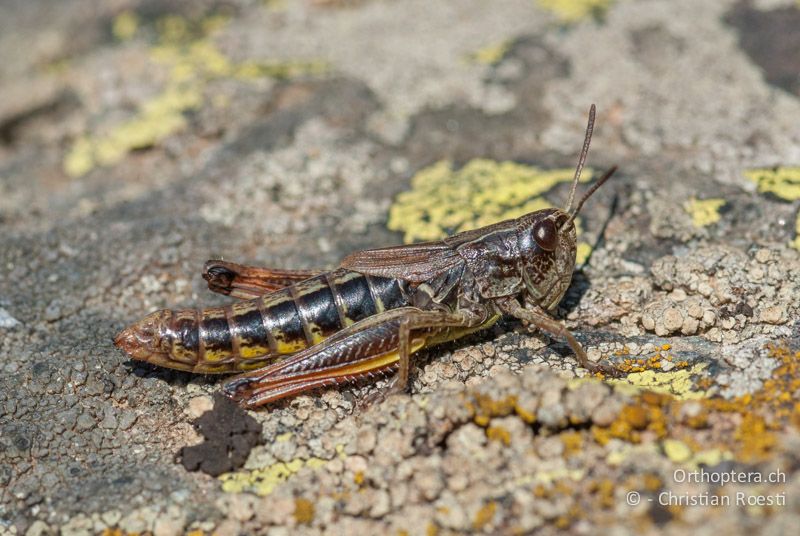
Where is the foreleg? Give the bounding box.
[498,297,623,377]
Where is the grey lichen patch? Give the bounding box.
[640,245,797,344]
[0,308,20,328]
[230,367,625,534]
[200,120,391,238]
[4,0,800,534]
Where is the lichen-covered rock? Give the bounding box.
[3,1,800,535]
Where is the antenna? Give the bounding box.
[565,165,617,227]
[564,104,596,214]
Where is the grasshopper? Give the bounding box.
[115,105,621,408]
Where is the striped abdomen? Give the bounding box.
[150,269,409,373]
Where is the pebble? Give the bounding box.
[228,494,256,522]
[345,455,368,475]
[536,388,566,428]
[414,470,444,501]
[213,519,242,536]
[748,266,764,282]
[355,427,378,454]
[536,436,564,458]
[759,306,784,325]
[153,515,185,536]
[60,515,92,536]
[118,411,138,430]
[100,511,121,527]
[0,307,21,328]
[119,507,155,534]
[369,490,392,518]
[43,302,62,322]
[24,521,49,536]
[662,307,684,333]
[591,402,620,427]
[99,408,118,430]
[681,316,699,335]
[187,396,214,418]
[75,413,95,431]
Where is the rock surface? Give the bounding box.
[2,0,800,534]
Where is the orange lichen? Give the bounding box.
[594,344,799,462]
[734,414,777,463]
[473,501,497,530]
[642,473,663,492]
[294,497,315,525]
[486,425,512,446]
[588,478,616,508]
[560,431,583,457]
[513,401,537,424]
[617,349,688,374]
[470,394,518,427]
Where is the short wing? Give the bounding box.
[340,241,463,283]
[203,260,324,299]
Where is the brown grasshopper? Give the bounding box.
[115,104,621,408]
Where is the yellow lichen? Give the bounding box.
[598,345,800,465]
[684,197,726,228]
[469,40,512,65]
[691,448,733,468]
[535,0,616,23]
[219,456,328,496]
[744,167,800,249]
[112,10,139,41]
[388,159,595,262]
[662,439,692,463]
[532,468,585,484]
[744,167,800,201]
[293,497,315,525]
[64,12,327,177]
[608,363,709,400]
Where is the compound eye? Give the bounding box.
[533,219,558,251]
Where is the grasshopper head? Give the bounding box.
[516,208,577,311]
[515,104,616,311]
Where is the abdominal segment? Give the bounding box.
[115,269,410,374]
